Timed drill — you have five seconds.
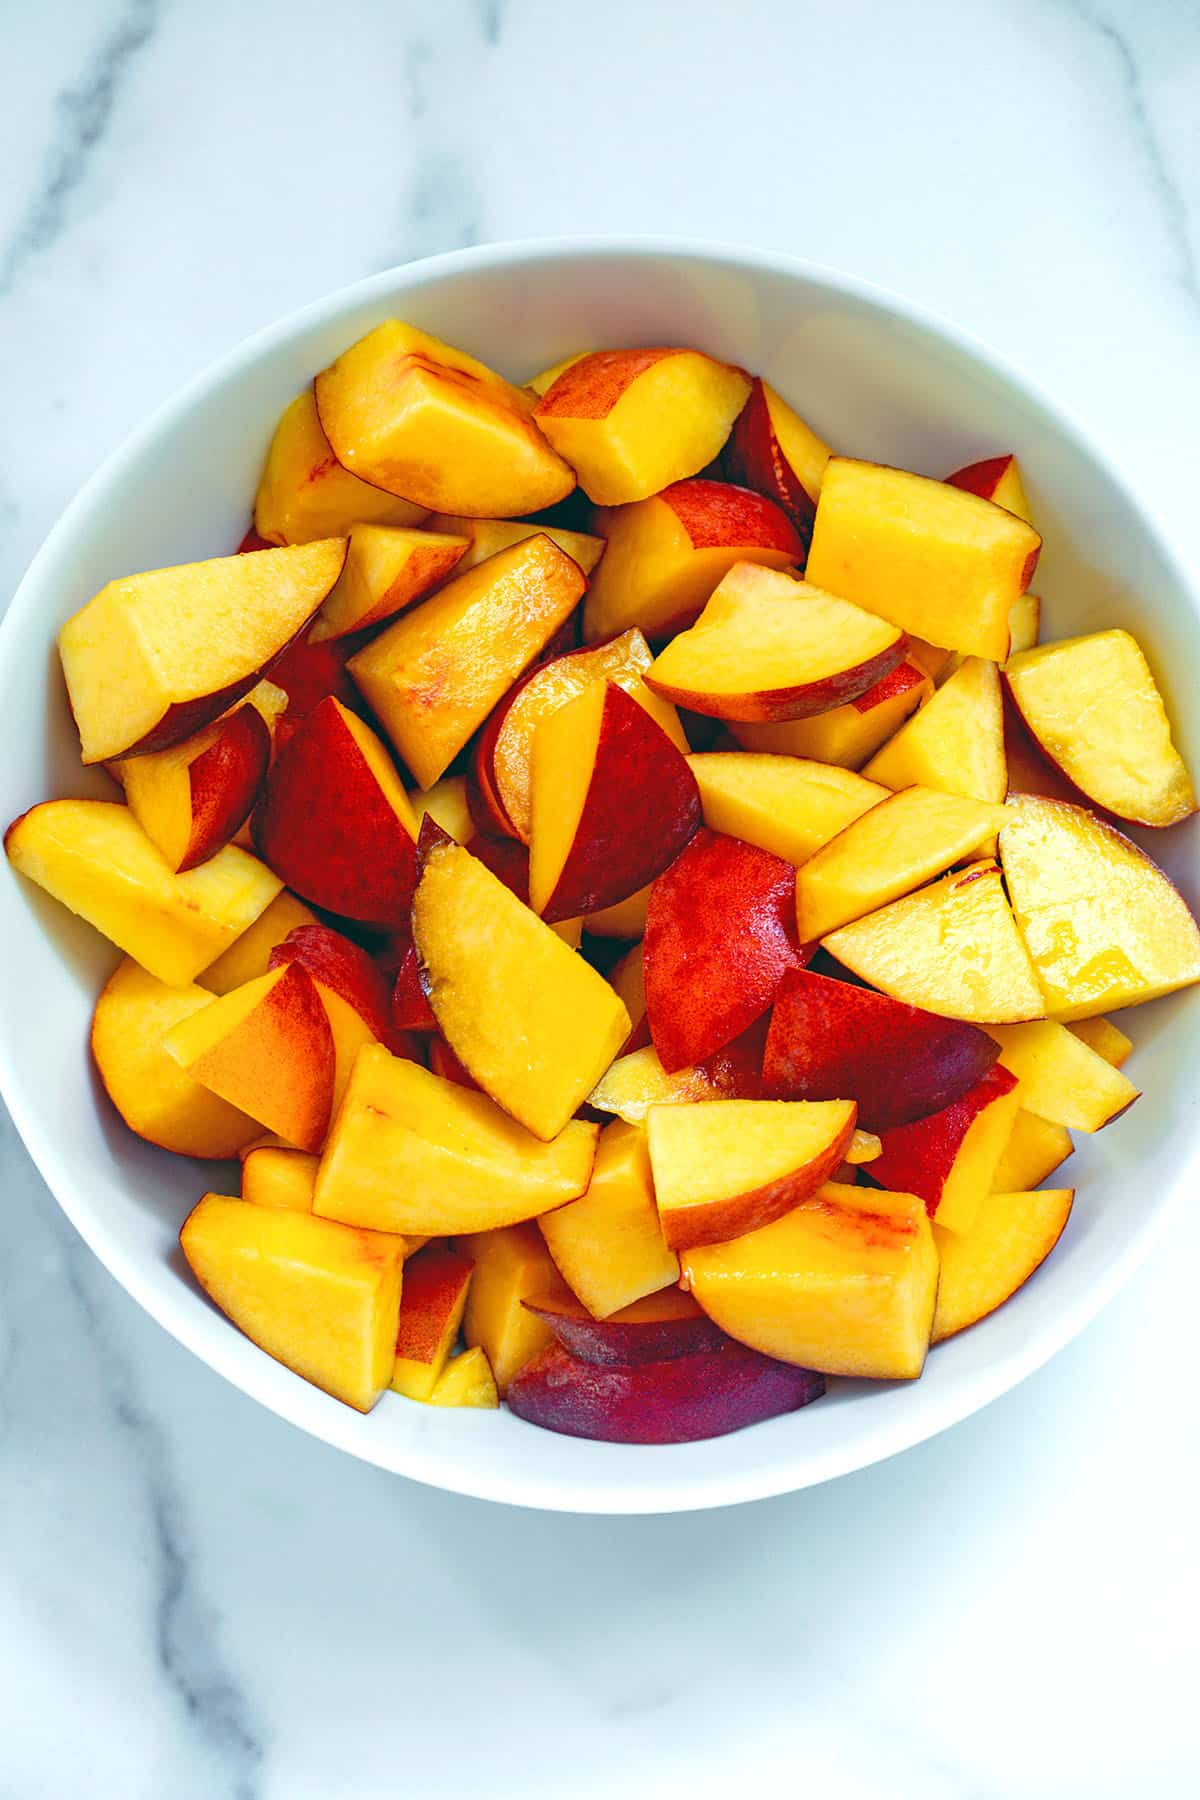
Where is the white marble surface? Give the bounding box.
[2,1,1199,1793]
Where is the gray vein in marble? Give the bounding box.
[0,0,161,297]
[60,1235,266,1800]
[406,40,432,120]
[476,0,504,48]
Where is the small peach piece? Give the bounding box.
[117,703,271,871]
[863,657,1007,804]
[198,890,318,995]
[723,376,832,537]
[687,752,887,867]
[588,1030,764,1124]
[933,1188,1074,1342]
[993,1110,1074,1192]
[522,1286,722,1364]
[459,1223,566,1393]
[729,658,931,769]
[253,390,427,545]
[428,1346,499,1408]
[390,1244,475,1401]
[241,1146,319,1212]
[944,453,1033,522]
[538,1120,679,1318]
[1067,1016,1132,1069]
[425,512,605,577]
[411,775,474,845]
[871,1065,1021,1236]
[309,525,468,641]
[1007,592,1041,656]
[982,1020,1139,1133]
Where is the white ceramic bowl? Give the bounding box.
[2,239,1197,1513]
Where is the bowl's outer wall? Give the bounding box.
[1,242,1197,1512]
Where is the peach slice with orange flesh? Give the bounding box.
[180,1194,404,1412]
[687,752,887,867]
[528,681,700,922]
[681,1182,937,1380]
[90,959,260,1159]
[389,1244,475,1401]
[582,477,802,643]
[1003,631,1196,827]
[4,799,282,986]
[309,524,468,641]
[348,534,587,789]
[425,512,605,577]
[807,456,1041,663]
[117,703,271,872]
[871,1064,1020,1235]
[524,353,587,397]
[533,348,751,505]
[240,1146,319,1212]
[537,1119,679,1319]
[523,1286,722,1363]
[993,1110,1073,1191]
[411,836,630,1140]
[254,696,419,925]
[1068,1016,1132,1068]
[428,1347,499,1408]
[944,453,1032,521]
[933,1188,1074,1342]
[999,794,1200,1019]
[982,1020,1139,1132]
[163,962,336,1154]
[588,1029,765,1124]
[795,787,1010,940]
[722,376,832,538]
[646,561,906,722]
[730,659,931,768]
[411,775,474,845]
[312,1045,598,1235]
[198,890,318,995]
[59,538,347,764]
[822,860,1045,1025]
[253,390,428,546]
[1007,592,1041,655]
[863,657,1007,803]
[269,922,415,1113]
[459,1223,567,1393]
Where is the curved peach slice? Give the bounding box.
[425,512,605,577]
[998,794,1200,1018]
[459,1223,565,1393]
[871,1065,1020,1235]
[411,837,630,1141]
[993,1109,1073,1191]
[4,800,282,986]
[644,828,805,1072]
[730,658,931,768]
[646,562,906,722]
[118,703,270,871]
[522,1286,720,1365]
[390,1244,475,1402]
[59,538,347,763]
[529,682,700,922]
[821,860,1045,1024]
[240,1146,319,1212]
[944,453,1032,521]
[91,959,260,1159]
[1003,631,1196,827]
[507,1338,824,1444]
[588,1029,765,1124]
[795,787,1010,940]
[807,457,1041,663]
[198,890,318,996]
[254,696,418,925]
[688,752,887,866]
[163,962,336,1154]
[428,1347,499,1408]
[313,1045,598,1235]
[309,524,468,641]
[537,1120,679,1319]
[722,376,832,537]
[681,1182,937,1379]
[533,349,751,505]
[348,534,587,789]
[982,1019,1138,1132]
[863,657,1006,803]
[315,320,574,516]
[582,477,802,643]
[764,969,1000,1131]
[1068,1016,1132,1068]
[253,390,428,545]
[647,1097,856,1250]
[933,1188,1073,1342]
[268,923,396,1049]
[180,1194,404,1412]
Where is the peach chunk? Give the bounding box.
[933,1188,1074,1342]
[1007,592,1041,656]
[390,1244,475,1402]
[588,1028,765,1124]
[992,1109,1073,1191]
[180,1193,404,1412]
[795,787,1010,940]
[4,800,281,986]
[425,513,605,577]
[944,453,1033,521]
[428,1347,499,1408]
[91,959,260,1159]
[312,1045,598,1235]
[523,1285,722,1363]
[411,836,630,1141]
[687,752,887,867]
[648,1097,857,1249]
[807,457,1041,662]
[533,348,751,505]
[722,376,832,538]
[871,1065,1020,1235]
[538,1120,679,1318]
[241,1146,319,1212]
[862,657,1007,804]
[269,922,411,1113]
[59,538,347,763]
[730,659,931,768]
[998,794,1200,1019]
[411,775,474,845]
[348,534,587,789]
[198,890,318,995]
[254,696,419,925]
[309,524,468,642]
[582,478,802,643]
[529,681,700,921]
[459,1222,566,1393]
[647,561,906,722]
[682,1182,938,1379]
[982,1020,1139,1132]
[315,319,575,516]
[1068,1016,1132,1068]
[117,703,271,872]
[163,962,335,1153]
[822,860,1045,1024]
[253,390,428,545]
[1004,631,1196,827]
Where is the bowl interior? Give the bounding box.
[1,241,1196,1512]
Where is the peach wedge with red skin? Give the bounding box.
[730,658,930,769]
[582,477,803,644]
[862,657,1007,804]
[870,1064,1021,1236]
[981,1020,1139,1133]
[390,1244,475,1402]
[197,890,318,996]
[646,561,907,723]
[310,524,468,642]
[118,702,271,872]
[944,453,1032,522]
[268,923,399,1050]
[523,1286,722,1364]
[722,376,832,539]
[253,389,428,546]
[58,538,347,764]
[763,969,1001,1133]
[588,1025,766,1124]
[425,512,605,577]
[933,1188,1074,1342]
[532,348,751,506]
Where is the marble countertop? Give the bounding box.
[2,2,1199,1794]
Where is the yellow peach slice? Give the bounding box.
[309,524,468,641]
[198,890,318,995]
[538,1120,679,1320]
[982,1020,1139,1132]
[425,512,605,576]
[253,390,427,545]
[240,1146,319,1212]
[428,1346,499,1408]
[1067,1016,1132,1069]
[863,657,1006,803]
[459,1222,566,1393]
[687,752,887,867]
[730,659,931,769]
[932,1188,1074,1341]
[992,1110,1074,1191]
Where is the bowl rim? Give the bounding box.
[1,233,1196,1513]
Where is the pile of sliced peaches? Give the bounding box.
[8,320,1200,1444]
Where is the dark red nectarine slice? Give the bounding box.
[522,1287,724,1366]
[870,1064,1020,1235]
